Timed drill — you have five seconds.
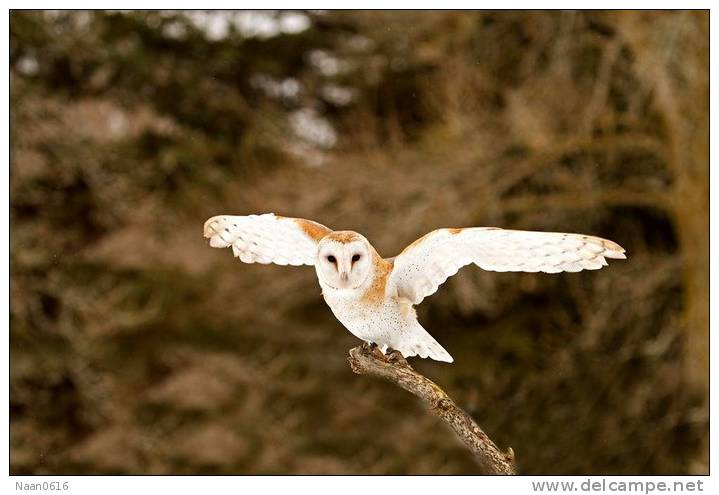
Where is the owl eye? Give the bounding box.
[352,254,361,262]
[327,255,336,263]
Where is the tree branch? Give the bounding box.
[347,343,516,475]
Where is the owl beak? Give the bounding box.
[339,271,349,283]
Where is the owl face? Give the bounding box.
[316,234,372,290]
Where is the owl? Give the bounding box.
[204,213,626,363]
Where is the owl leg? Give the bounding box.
[366,343,405,363]
[368,342,386,360]
[384,347,406,363]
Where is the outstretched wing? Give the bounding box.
[203,213,332,266]
[389,228,626,305]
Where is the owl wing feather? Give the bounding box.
[203,213,332,266]
[389,228,626,305]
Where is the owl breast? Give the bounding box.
[320,284,416,349]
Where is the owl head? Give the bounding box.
[316,231,373,290]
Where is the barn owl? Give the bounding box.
[203,213,626,363]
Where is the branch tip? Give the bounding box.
[346,344,516,475]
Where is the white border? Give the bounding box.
[5,475,715,493]
[2,6,714,493]
[3,3,715,9]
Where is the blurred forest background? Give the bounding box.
[10,10,708,475]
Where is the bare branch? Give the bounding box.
[348,343,516,475]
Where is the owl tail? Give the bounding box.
[397,323,454,363]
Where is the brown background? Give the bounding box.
[10,10,708,474]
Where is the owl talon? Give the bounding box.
[386,348,404,363]
[369,343,387,361]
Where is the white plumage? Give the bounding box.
[389,228,626,305]
[203,213,328,265]
[204,213,626,363]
